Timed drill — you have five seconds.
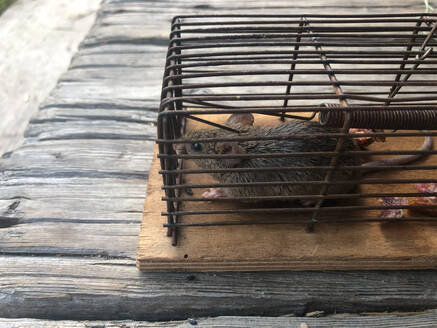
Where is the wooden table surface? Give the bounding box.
[1,0,437,326]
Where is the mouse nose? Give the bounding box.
[172,143,186,154]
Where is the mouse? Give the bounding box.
[174,113,433,202]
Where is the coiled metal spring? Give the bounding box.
[319,103,437,130]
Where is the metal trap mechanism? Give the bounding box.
[157,14,437,246]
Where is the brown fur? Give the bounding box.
[180,120,360,199]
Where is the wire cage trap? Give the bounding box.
[157,13,437,246]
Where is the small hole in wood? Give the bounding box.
[184,254,188,259]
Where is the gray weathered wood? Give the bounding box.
[1,0,436,322]
[3,255,437,320]
[2,312,437,328]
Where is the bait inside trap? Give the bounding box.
[137,14,437,272]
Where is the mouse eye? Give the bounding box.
[192,143,202,152]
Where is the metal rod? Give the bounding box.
[162,204,437,217]
[160,165,437,175]
[166,59,437,71]
[163,217,437,228]
[386,22,437,103]
[185,115,240,133]
[163,68,437,83]
[163,192,437,202]
[300,18,351,225]
[162,179,437,190]
[158,105,437,116]
[157,131,437,144]
[169,41,437,52]
[158,149,437,160]
[282,18,305,120]
[173,14,437,18]
[173,18,435,26]
[167,50,437,61]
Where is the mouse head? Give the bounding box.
[174,128,247,169]
[173,113,254,169]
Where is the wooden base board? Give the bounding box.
[137,116,437,272]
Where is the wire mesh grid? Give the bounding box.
[157,14,437,245]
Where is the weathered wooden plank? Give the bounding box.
[3,312,437,328]
[1,142,151,257]
[84,0,427,48]
[1,139,153,173]
[98,0,426,15]
[2,255,437,320]
[48,82,160,105]
[24,120,155,142]
[0,319,177,328]
[0,319,175,328]
[70,52,165,70]
[0,222,139,257]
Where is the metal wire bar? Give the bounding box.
[171,25,433,34]
[169,27,434,37]
[163,192,437,202]
[160,165,437,175]
[185,115,240,133]
[282,18,305,120]
[386,23,437,103]
[164,68,437,82]
[173,18,435,26]
[162,179,437,190]
[168,50,437,61]
[173,14,437,18]
[297,18,350,225]
[167,59,437,71]
[163,83,437,94]
[179,56,437,62]
[171,34,434,43]
[158,149,437,160]
[163,217,437,228]
[176,92,437,98]
[159,18,184,242]
[162,204,437,216]
[158,105,437,116]
[157,131,437,144]
[386,17,425,104]
[170,41,437,52]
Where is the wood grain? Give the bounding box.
[3,255,437,320]
[3,312,437,328]
[1,0,437,321]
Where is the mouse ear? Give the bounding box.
[225,113,254,129]
[214,142,246,167]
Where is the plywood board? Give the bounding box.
[137,115,437,272]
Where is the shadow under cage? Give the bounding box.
[156,13,437,246]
